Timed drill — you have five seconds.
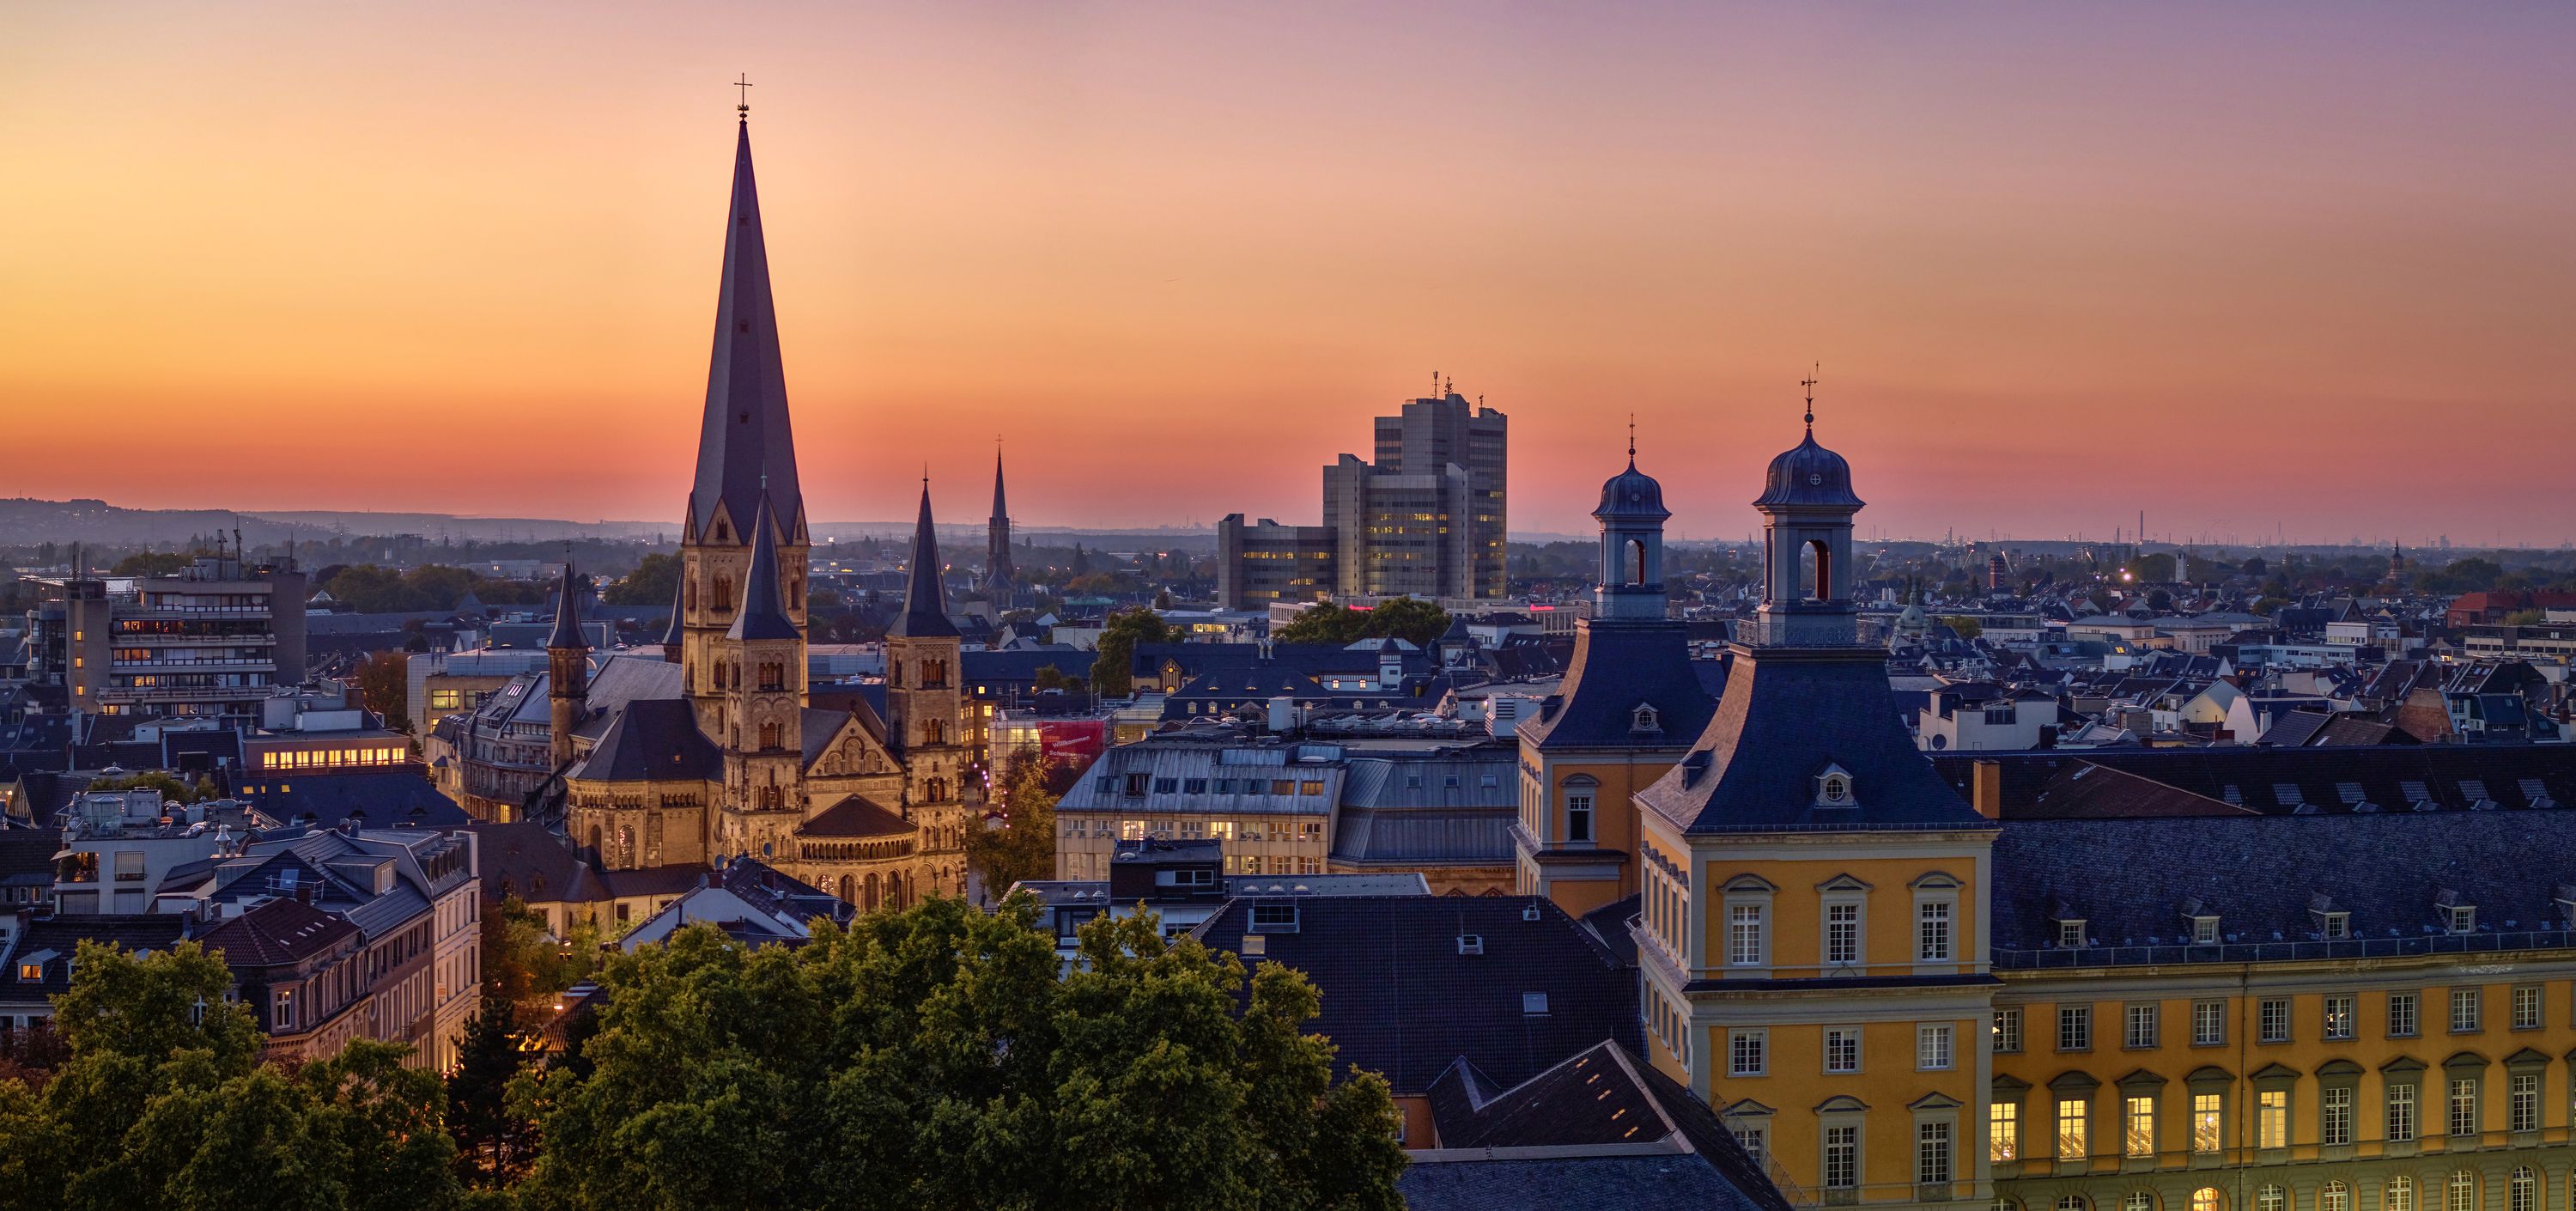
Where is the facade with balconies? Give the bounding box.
[27,551,307,720]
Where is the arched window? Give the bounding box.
[587,825,602,858]
[2058,1198,2091,1211]
[2258,1186,2287,1211]
[684,577,696,611]
[2388,1178,2415,1211]
[2323,1182,2351,1211]
[838,875,854,904]
[2125,1193,2155,1211]
[2449,1173,2477,1211]
[1627,538,1647,585]
[1807,538,1832,599]
[925,720,948,745]
[758,720,781,751]
[713,575,735,612]
[2513,1169,2537,1211]
[2193,1190,2223,1211]
[864,873,880,910]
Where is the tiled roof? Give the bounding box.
[1931,745,2576,816]
[198,897,358,967]
[1187,895,1637,1094]
[796,794,911,838]
[468,821,609,904]
[567,699,721,783]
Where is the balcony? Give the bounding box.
[112,657,275,671]
[100,684,272,703]
[125,603,269,618]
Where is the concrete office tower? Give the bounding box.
[1322,389,1509,601]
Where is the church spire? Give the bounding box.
[687,117,803,544]
[726,496,801,642]
[545,556,589,653]
[990,439,1009,523]
[890,481,958,638]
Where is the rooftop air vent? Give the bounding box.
[1457,934,1485,956]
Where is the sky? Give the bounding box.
[4,2,2573,545]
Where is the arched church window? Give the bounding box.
[684,577,696,612]
[759,720,781,751]
[1628,538,1647,585]
[714,575,734,612]
[1807,539,1832,600]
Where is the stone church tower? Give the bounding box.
[545,559,589,769]
[887,484,970,897]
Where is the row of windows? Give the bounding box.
[1723,898,1955,968]
[2002,1072,2549,1160]
[1727,1023,1960,1076]
[1104,774,1327,798]
[1750,1119,1956,1190]
[2001,987,2549,1054]
[2026,1170,2549,1211]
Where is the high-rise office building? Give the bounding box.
[28,549,308,720]
[1217,387,1507,608]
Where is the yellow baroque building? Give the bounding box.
[1523,415,2576,1211]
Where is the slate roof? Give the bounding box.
[198,897,358,968]
[1993,811,2576,966]
[2020,762,2255,819]
[469,821,610,904]
[1639,647,1986,834]
[796,794,912,838]
[1752,429,1862,509]
[2,914,191,999]
[566,699,721,783]
[1518,621,1718,752]
[1930,745,2576,817]
[0,827,64,890]
[726,496,803,642]
[1397,1156,1772,1211]
[687,118,804,542]
[799,708,853,767]
[886,484,957,639]
[237,770,474,829]
[1188,895,1638,1094]
[545,563,590,651]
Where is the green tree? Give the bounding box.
[355,649,416,733]
[2129,552,2176,583]
[512,898,1403,1211]
[87,770,197,805]
[1273,605,1366,646]
[447,998,533,1187]
[1939,615,1984,641]
[963,754,1059,897]
[2501,608,2547,626]
[605,551,683,607]
[1357,597,1449,648]
[1088,607,1176,698]
[112,551,189,577]
[0,940,463,1210]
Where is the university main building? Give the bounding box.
[1516,416,2576,1211]
[440,114,969,910]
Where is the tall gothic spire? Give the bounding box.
[990,441,1009,523]
[890,481,958,638]
[688,118,804,544]
[726,496,802,642]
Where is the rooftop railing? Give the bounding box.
[1996,927,2576,970]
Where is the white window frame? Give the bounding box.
[1729,1028,1768,1077]
[2191,999,2225,1047]
[1918,1023,1954,1071]
[1826,1025,1863,1074]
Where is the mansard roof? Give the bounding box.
[1638,646,1986,834]
[1518,621,1720,751]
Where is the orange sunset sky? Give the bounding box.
[3,3,2572,544]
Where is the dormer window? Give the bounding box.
[1631,703,1661,733]
[2309,892,2350,940]
[1815,763,1855,808]
[2058,920,2087,949]
[2447,905,2476,934]
[2190,915,2220,944]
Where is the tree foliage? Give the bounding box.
[964,754,1060,898]
[513,899,1406,1211]
[355,650,416,734]
[1938,615,1983,641]
[1088,607,1178,698]
[1272,599,1449,648]
[604,552,683,608]
[0,940,462,1210]
[447,998,534,1187]
[85,770,202,805]
[111,551,190,577]
[483,896,605,1014]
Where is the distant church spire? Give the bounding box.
[686,112,803,545]
[986,439,1017,599]
[890,481,958,638]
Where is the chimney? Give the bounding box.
[1971,760,2002,819]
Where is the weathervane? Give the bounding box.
[733,73,753,119]
[1801,362,1820,436]
[1626,412,1637,462]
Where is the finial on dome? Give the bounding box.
[1801,362,1820,437]
[1626,412,1636,465]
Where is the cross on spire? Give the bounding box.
[1626,412,1637,463]
[1801,362,1820,436]
[733,73,753,119]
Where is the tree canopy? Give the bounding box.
[963,755,1060,897]
[604,551,682,607]
[1271,599,1449,648]
[513,898,1406,1211]
[1088,607,1178,698]
[0,940,463,1210]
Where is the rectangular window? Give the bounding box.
[2386,1083,2417,1142]
[1990,1102,2020,1162]
[2057,1097,2089,1158]
[2123,1095,2156,1158]
[2323,1086,2354,1146]
[1917,1121,1953,1185]
[2452,989,2482,1033]
[2192,1092,2223,1153]
[2058,1005,2092,1051]
[2259,998,2290,1043]
[2192,999,2226,1046]
[1729,1029,1767,1077]
[2258,1089,2288,1149]
[1826,1026,1862,1074]
[1918,1024,1953,1071]
[1826,902,1861,965]
[1733,1122,1767,1160]
[1995,1007,2023,1054]
[2449,1077,2479,1136]
[2513,985,2543,1030]
[2324,995,2355,1040]
[1825,1123,1858,1189]
[2391,992,2421,1038]
[272,989,295,1031]
[2125,1003,2159,1050]
[1728,904,1765,967]
[1918,901,1953,961]
[2512,1072,2541,1133]
[1565,792,1594,843]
